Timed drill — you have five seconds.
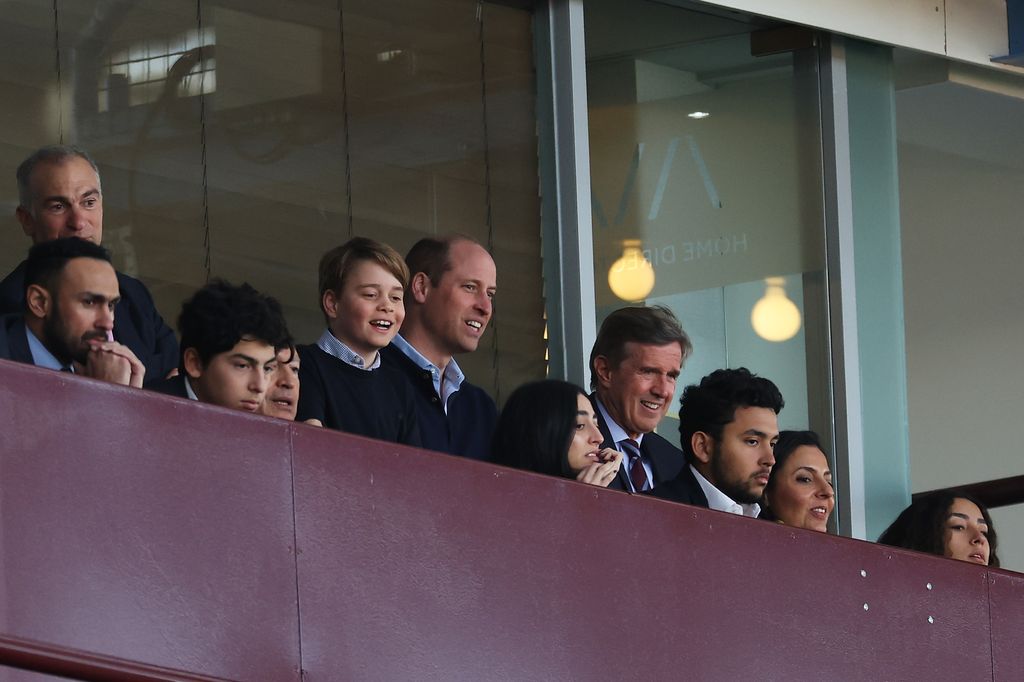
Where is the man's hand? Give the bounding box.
[80,341,147,388]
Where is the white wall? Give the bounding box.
[898,77,1024,572]
[689,0,1011,73]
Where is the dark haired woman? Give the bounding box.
[493,380,622,487]
[760,430,834,532]
[878,490,999,567]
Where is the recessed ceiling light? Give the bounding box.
[688,111,711,119]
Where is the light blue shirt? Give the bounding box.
[390,333,464,415]
[317,329,381,371]
[593,397,654,492]
[184,376,199,401]
[25,326,72,372]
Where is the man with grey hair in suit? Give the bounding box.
[1,144,177,383]
[589,305,693,493]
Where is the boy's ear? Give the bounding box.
[183,347,204,379]
[322,289,339,320]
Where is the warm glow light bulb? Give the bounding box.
[608,240,655,302]
[751,277,801,342]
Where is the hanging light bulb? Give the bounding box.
[608,239,655,302]
[751,276,801,342]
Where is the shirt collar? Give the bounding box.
[25,325,71,372]
[184,376,200,401]
[593,396,644,447]
[317,329,381,371]
[691,465,761,518]
[390,333,464,395]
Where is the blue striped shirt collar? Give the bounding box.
[390,333,465,403]
[317,329,381,371]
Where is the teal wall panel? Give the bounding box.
[845,39,912,539]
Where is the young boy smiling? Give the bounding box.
[295,237,421,445]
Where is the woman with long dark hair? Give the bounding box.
[878,490,999,567]
[492,379,622,487]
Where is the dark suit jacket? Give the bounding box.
[1,314,36,365]
[148,374,190,399]
[1,260,178,385]
[646,461,709,508]
[590,393,685,492]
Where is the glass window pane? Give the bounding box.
[895,50,1024,570]
[585,0,827,444]
[0,0,546,405]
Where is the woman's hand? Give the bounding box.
[576,448,623,487]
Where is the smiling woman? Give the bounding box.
[878,490,1000,567]
[760,430,835,532]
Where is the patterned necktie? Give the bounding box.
[621,439,649,492]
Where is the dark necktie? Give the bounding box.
[621,439,649,492]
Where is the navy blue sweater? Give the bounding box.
[380,344,496,460]
[295,345,422,447]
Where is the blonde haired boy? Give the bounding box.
[295,237,420,445]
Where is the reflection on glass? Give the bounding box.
[608,239,656,302]
[751,277,802,342]
[585,0,826,443]
[99,28,216,112]
[0,0,546,404]
[895,50,1024,545]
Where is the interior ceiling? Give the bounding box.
[895,50,1024,173]
[584,0,785,77]
[897,81,1024,172]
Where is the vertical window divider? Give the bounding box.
[535,0,597,388]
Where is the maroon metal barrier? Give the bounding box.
[0,633,230,681]
[0,361,301,681]
[289,428,1007,680]
[1,359,1022,680]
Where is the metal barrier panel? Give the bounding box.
[0,668,61,682]
[0,361,301,681]
[289,425,1005,680]
[990,569,1024,681]
[2,359,1023,680]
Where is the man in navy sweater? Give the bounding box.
[1,145,178,384]
[380,235,498,460]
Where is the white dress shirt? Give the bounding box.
[691,465,761,517]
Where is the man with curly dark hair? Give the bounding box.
[650,368,784,517]
[149,280,291,414]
